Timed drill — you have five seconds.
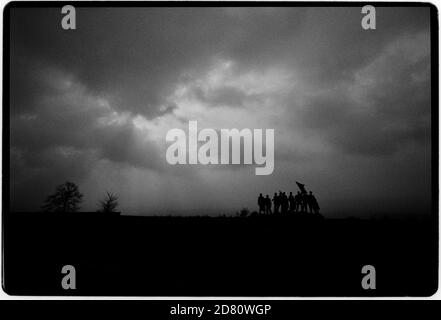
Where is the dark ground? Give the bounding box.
[2,212,438,296]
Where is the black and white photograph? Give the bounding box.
[2,2,438,297]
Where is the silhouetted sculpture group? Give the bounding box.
[258,188,320,215]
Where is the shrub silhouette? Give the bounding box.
[239,208,250,217]
[41,181,83,213]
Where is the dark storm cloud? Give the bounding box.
[288,7,430,85]
[299,94,430,156]
[11,7,430,118]
[10,70,163,171]
[12,7,305,117]
[9,6,432,214]
[192,85,249,108]
[295,29,431,156]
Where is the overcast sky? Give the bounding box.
[9,6,432,217]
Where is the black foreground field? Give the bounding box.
[3,212,437,296]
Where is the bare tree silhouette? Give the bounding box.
[97,192,119,213]
[41,181,83,213]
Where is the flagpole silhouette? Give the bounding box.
[296,181,307,194]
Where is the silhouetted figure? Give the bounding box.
[280,192,288,214]
[308,191,320,214]
[265,195,272,214]
[277,191,282,213]
[273,193,280,214]
[288,192,295,213]
[294,191,302,212]
[300,192,308,213]
[258,193,265,215]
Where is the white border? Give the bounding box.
[0,0,439,300]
